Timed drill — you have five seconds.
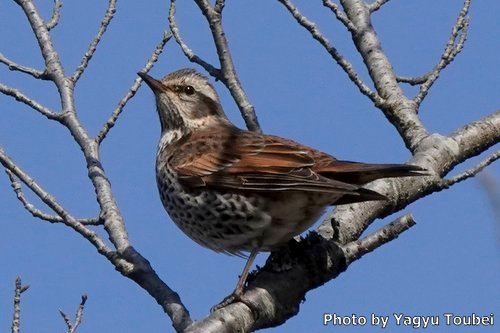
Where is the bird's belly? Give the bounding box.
[258,192,336,250]
[157,167,335,254]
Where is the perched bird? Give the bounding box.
[138,68,423,298]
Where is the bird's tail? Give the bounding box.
[318,161,427,205]
[319,161,427,185]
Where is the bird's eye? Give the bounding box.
[184,85,195,95]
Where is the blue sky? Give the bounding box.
[0,1,498,332]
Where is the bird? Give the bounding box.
[138,68,424,300]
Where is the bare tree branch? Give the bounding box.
[321,110,500,246]
[440,151,500,188]
[414,0,470,106]
[9,3,194,331]
[96,31,172,144]
[0,146,114,257]
[0,53,48,79]
[4,1,497,332]
[187,214,416,331]
[278,0,383,106]
[5,169,102,225]
[59,295,88,333]
[168,0,221,77]
[448,110,500,170]
[322,0,356,32]
[0,83,60,119]
[71,0,117,83]
[214,0,225,14]
[396,73,430,85]
[206,110,498,330]
[11,277,29,333]
[45,0,62,31]
[193,0,262,132]
[169,0,262,132]
[13,0,71,105]
[337,0,429,151]
[342,214,416,263]
[368,0,391,13]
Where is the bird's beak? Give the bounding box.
[138,72,165,93]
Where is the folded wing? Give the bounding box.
[170,125,424,204]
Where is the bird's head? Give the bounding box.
[138,68,229,134]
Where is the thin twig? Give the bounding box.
[0,146,114,258]
[95,32,172,145]
[45,0,62,30]
[441,151,500,188]
[11,277,29,333]
[322,0,356,32]
[71,0,117,83]
[342,214,417,263]
[59,295,88,333]
[214,0,225,14]
[396,73,431,85]
[368,0,391,13]
[5,169,102,225]
[0,83,60,120]
[278,0,383,106]
[414,0,470,106]
[168,0,222,78]
[0,53,48,79]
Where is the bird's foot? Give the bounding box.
[211,289,243,313]
[211,289,260,322]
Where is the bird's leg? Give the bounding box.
[234,248,259,296]
[211,248,259,312]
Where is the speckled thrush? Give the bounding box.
[138,68,423,298]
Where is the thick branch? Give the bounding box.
[188,214,416,331]
[447,110,500,172]
[340,0,429,151]
[321,110,500,245]
[206,111,499,331]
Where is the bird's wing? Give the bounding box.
[170,126,361,195]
